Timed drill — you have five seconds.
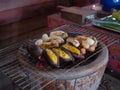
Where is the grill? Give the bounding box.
[0,24,119,90]
[18,32,103,70]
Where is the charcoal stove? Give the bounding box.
[0,24,119,90]
[18,37,108,90]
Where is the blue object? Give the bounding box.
[100,0,120,11]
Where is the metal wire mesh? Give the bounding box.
[0,24,119,90]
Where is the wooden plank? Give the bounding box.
[0,1,55,25]
[0,16,47,41]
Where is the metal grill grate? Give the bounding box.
[0,24,119,90]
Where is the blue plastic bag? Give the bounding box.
[100,0,120,11]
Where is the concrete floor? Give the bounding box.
[98,74,120,90]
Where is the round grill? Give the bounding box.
[18,32,108,80]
